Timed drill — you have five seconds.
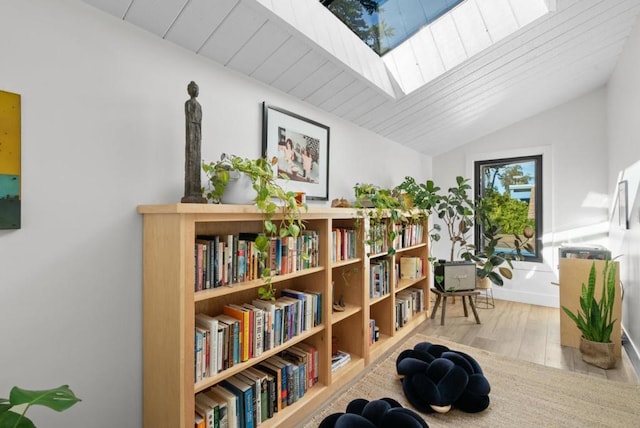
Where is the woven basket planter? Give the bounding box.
[579,336,616,369]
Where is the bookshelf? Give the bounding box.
[137,204,430,428]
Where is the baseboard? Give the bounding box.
[622,327,640,379]
[491,287,558,308]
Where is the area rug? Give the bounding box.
[303,334,640,427]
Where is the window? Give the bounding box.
[474,155,542,262]
[320,0,465,55]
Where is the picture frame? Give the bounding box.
[618,180,629,230]
[0,90,21,229]
[262,102,329,201]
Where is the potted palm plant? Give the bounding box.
[561,260,618,369]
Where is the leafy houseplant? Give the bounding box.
[561,260,618,369]
[353,183,413,256]
[202,154,307,300]
[434,176,475,262]
[460,198,516,286]
[562,260,617,343]
[0,385,81,428]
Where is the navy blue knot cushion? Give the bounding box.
[318,397,429,428]
[396,341,490,414]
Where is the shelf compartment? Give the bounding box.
[330,355,365,384]
[194,325,325,393]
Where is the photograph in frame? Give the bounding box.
[262,102,329,201]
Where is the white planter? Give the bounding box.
[220,172,254,205]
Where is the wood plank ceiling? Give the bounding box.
[80,0,640,156]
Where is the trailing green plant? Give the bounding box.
[396,176,442,266]
[561,260,617,343]
[202,154,307,300]
[0,385,81,428]
[353,183,409,256]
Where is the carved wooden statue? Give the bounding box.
[181,81,206,203]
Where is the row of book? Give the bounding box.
[194,231,320,291]
[395,287,425,330]
[331,227,357,262]
[370,259,391,298]
[367,220,425,255]
[391,222,425,249]
[195,290,323,381]
[368,319,380,346]
[195,344,319,428]
[331,350,351,372]
[399,256,425,280]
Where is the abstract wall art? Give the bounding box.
[0,90,21,229]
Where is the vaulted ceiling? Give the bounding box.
[81,0,640,156]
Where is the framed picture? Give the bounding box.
[0,90,21,229]
[262,102,329,201]
[618,180,629,230]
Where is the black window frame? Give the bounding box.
[474,154,543,263]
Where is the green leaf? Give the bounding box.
[0,399,11,413]
[9,385,81,412]
[0,411,36,428]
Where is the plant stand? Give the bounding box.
[475,277,494,309]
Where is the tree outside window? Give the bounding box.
[474,155,542,262]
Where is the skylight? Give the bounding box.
[320,0,465,56]
[314,0,553,95]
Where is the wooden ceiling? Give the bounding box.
[80,0,640,156]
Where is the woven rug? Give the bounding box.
[303,334,640,427]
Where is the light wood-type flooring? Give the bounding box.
[414,297,638,384]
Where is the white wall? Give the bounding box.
[607,15,640,368]
[432,88,610,307]
[0,1,431,427]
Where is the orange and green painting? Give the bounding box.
[0,90,21,229]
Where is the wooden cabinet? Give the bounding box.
[137,204,430,428]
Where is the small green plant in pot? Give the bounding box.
[202,153,307,300]
[0,385,81,428]
[353,183,408,256]
[561,260,618,369]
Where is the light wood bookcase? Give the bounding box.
[137,204,430,428]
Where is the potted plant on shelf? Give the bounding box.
[561,260,618,369]
[201,153,307,300]
[353,183,408,256]
[0,384,81,427]
[396,176,442,260]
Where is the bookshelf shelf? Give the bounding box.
[331,355,365,379]
[332,257,362,268]
[370,294,391,305]
[193,325,325,393]
[137,204,430,428]
[194,266,326,302]
[330,304,361,324]
[396,275,428,292]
